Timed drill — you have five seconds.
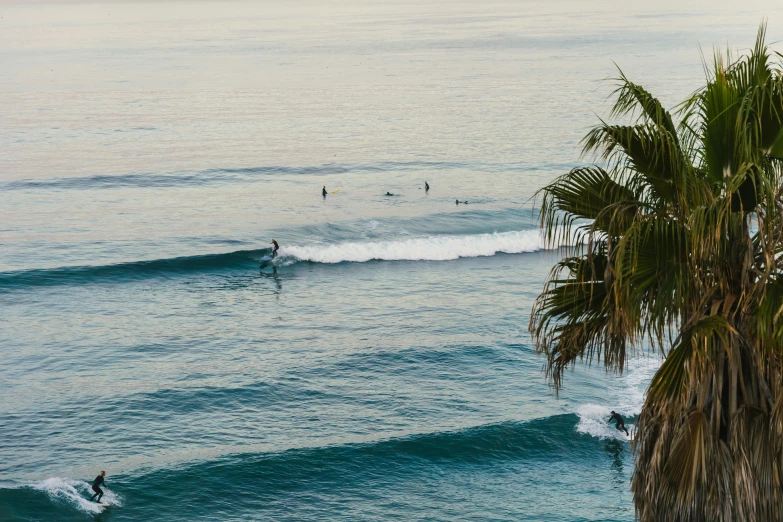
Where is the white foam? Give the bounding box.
[575,356,661,440]
[30,477,121,513]
[280,229,569,264]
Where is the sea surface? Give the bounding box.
[1,1,781,520]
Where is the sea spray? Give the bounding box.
[29,478,121,513]
[575,357,661,440]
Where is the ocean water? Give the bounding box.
[1,1,782,520]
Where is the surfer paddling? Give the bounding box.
[89,471,106,503]
[271,239,280,258]
[607,411,629,435]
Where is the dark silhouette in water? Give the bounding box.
[607,411,629,435]
[322,186,327,198]
[425,181,430,192]
[89,471,106,503]
[456,200,468,205]
[604,439,625,482]
[270,239,279,258]
[385,192,395,196]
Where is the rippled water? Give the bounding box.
[2,1,781,520]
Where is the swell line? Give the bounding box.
[0,414,627,518]
[0,230,568,291]
[0,161,566,191]
[0,249,266,291]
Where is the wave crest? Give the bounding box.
[574,357,660,440]
[0,230,575,290]
[283,230,555,264]
[10,477,122,514]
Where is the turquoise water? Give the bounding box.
[1,1,781,520]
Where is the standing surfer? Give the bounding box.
[607,411,629,435]
[322,186,327,198]
[271,239,280,258]
[425,181,430,192]
[89,471,106,503]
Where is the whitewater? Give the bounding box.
[282,230,556,264]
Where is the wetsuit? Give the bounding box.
[89,475,105,502]
[425,182,430,192]
[271,240,279,258]
[322,187,327,197]
[609,412,629,435]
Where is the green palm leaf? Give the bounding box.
[531,22,783,521]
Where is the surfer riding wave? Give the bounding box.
[89,471,106,503]
[607,411,629,435]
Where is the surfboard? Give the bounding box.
[97,502,110,507]
[331,190,340,194]
[259,255,275,268]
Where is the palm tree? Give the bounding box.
[530,25,783,521]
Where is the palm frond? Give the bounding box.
[531,22,783,521]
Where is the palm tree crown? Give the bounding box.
[531,25,783,521]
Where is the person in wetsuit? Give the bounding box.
[322,186,327,197]
[385,192,394,196]
[607,411,629,435]
[89,471,106,503]
[425,181,430,192]
[270,239,280,258]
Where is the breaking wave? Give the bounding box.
[574,357,661,440]
[1,230,574,291]
[0,477,121,516]
[281,229,559,264]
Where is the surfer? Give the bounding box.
[456,200,468,205]
[322,186,327,198]
[89,471,106,503]
[385,192,395,196]
[425,181,430,192]
[607,411,629,435]
[270,239,279,258]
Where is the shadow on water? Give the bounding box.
[604,439,624,475]
[259,265,283,296]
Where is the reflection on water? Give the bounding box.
[604,439,624,475]
[260,266,283,296]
